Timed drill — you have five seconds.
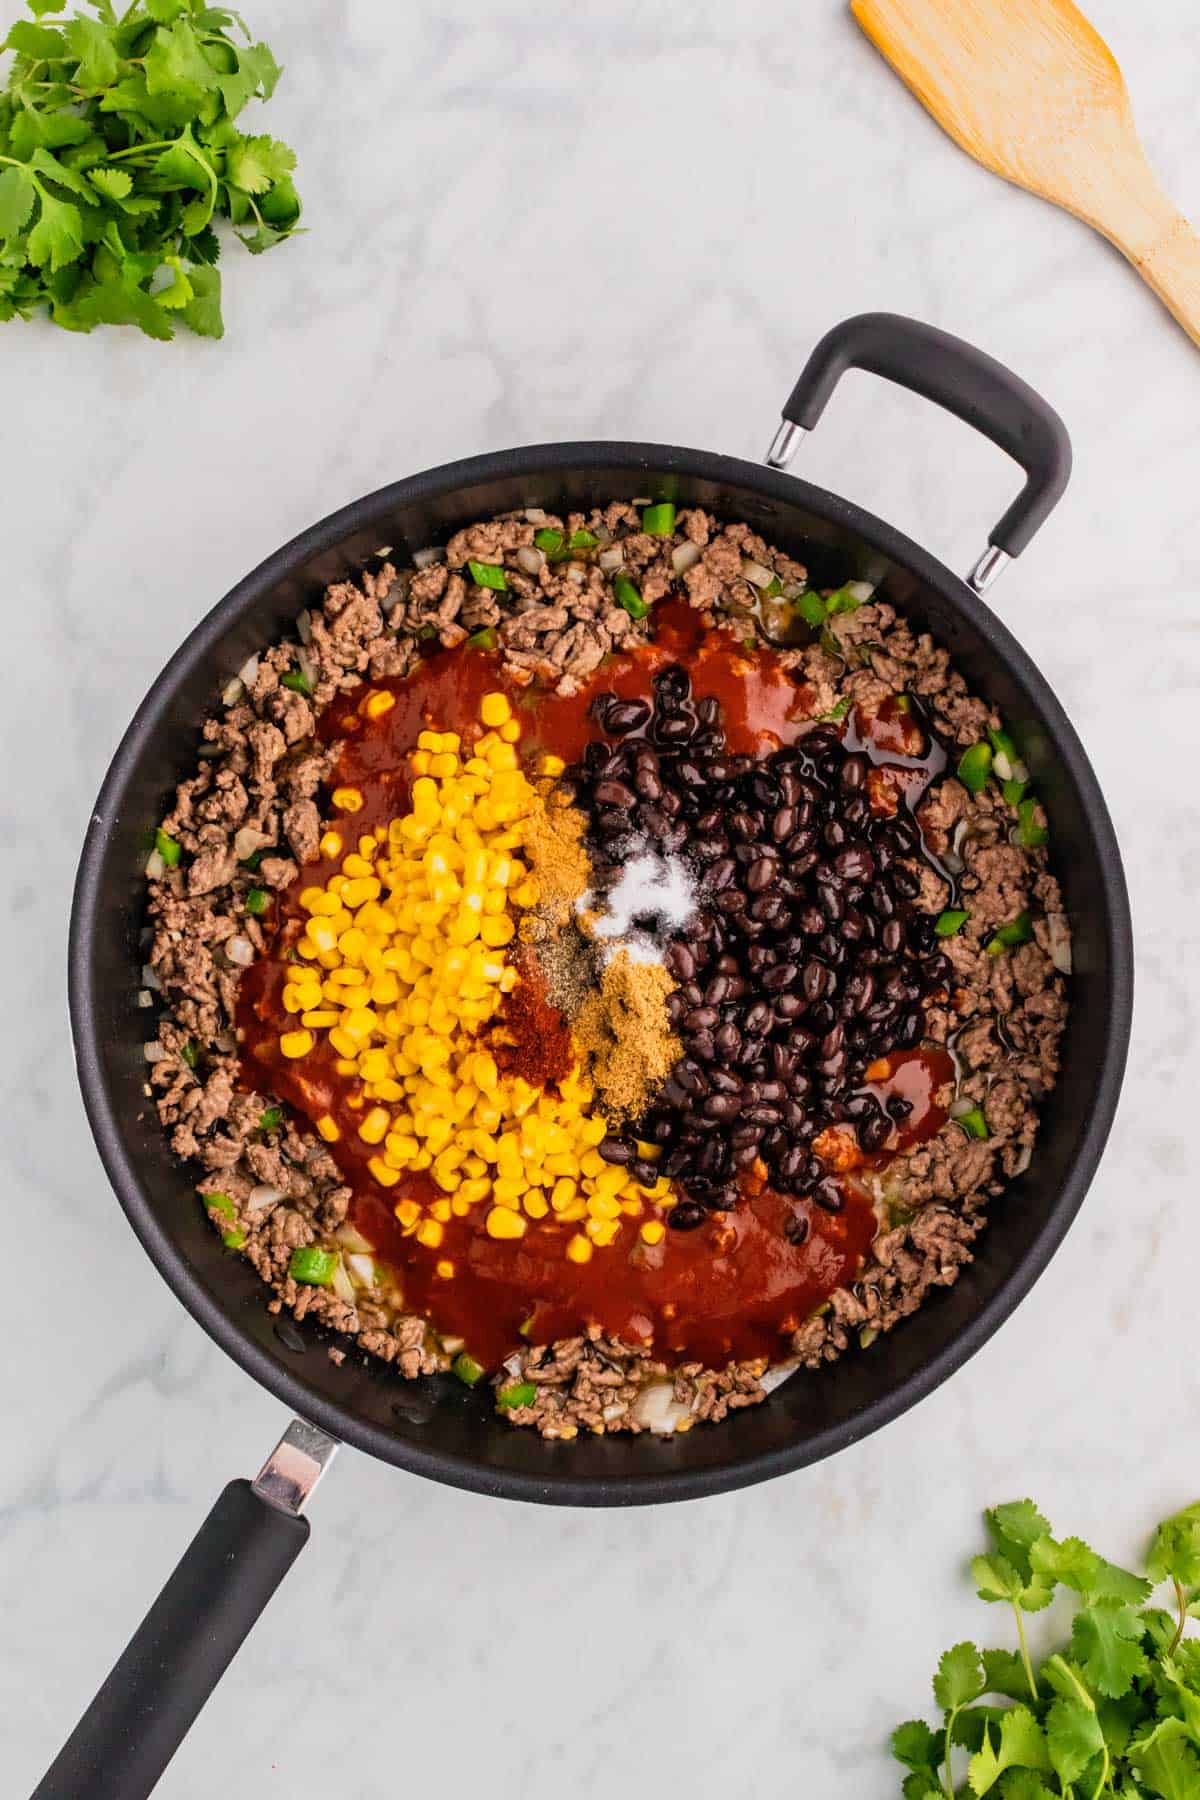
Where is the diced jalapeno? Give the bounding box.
[935,909,969,937]
[1001,778,1027,809]
[1015,798,1048,848]
[288,1246,338,1286]
[245,886,269,916]
[466,627,499,650]
[222,1228,246,1250]
[453,1352,485,1387]
[794,591,827,629]
[569,528,598,549]
[240,848,264,871]
[281,668,313,697]
[823,584,863,617]
[155,828,181,867]
[613,573,650,619]
[954,1104,990,1140]
[204,1192,236,1220]
[641,502,676,536]
[761,575,782,599]
[259,1106,284,1133]
[819,696,853,723]
[533,528,564,559]
[180,1040,198,1069]
[986,910,1034,956]
[497,1380,536,1409]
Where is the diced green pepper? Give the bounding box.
[935,909,969,937]
[452,1352,485,1388]
[288,1246,338,1286]
[466,627,499,650]
[281,668,314,697]
[204,1192,236,1220]
[533,528,565,559]
[155,828,181,867]
[497,1380,537,1409]
[240,848,264,871]
[1016,798,1048,848]
[180,1040,198,1069]
[613,573,650,619]
[641,502,676,537]
[761,575,783,599]
[894,693,913,713]
[222,1228,246,1250]
[819,695,853,724]
[986,726,1019,763]
[468,558,508,591]
[245,886,269,917]
[569,528,598,549]
[823,584,863,617]
[259,1106,284,1133]
[957,742,993,793]
[954,1104,990,1140]
[1001,778,1027,809]
[794,590,827,629]
[986,910,1034,956]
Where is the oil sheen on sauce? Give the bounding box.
[238,604,952,1369]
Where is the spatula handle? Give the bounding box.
[1100,175,1200,350]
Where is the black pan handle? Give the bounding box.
[772,312,1072,572]
[32,1421,336,1800]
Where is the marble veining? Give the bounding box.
[2,0,1199,1793]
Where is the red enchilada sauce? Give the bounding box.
[239,603,952,1369]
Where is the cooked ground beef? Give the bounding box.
[144,507,1069,1438]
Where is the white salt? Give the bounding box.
[580,848,697,963]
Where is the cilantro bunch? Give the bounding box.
[894,1500,1200,1798]
[0,0,301,339]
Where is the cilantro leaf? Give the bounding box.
[982,1650,1038,1703]
[87,166,133,201]
[180,262,222,335]
[892,1719,942,1775]
[1128,1719,1200,1800]
[143,18,220,100]
[5,19,69,56]
[1031,1535,1152,1605]
[224,130,294,193]
[935,1642,987,1712]
[62,15,120,85]
[0,166,36,239]
[26,0,71,16]
[972,1553,1052,1613]
[1148,1505,1200,1590]
[27,186,83,269]
[145,0,190,18]
[1046,1695,1106,1787]
[1072,1601,1151,1697]
[998,1776,1056,1800]
[986,1501,1053,1582]
[968,1707,1050,1795]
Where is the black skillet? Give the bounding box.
[42,315,1131,1799]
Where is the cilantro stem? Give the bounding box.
[1168,1575,1188,1657]
[942,1704,961,1799]
[1089,1744,1111,1800]
[1012,1600,1038,1700]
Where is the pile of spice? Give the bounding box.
[572,950,682,1123]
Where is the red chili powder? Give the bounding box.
[491,948,574,1087]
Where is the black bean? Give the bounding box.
[784,1210,810,1245]
[747,856,776,892]
[684,1006,719,1031]
[668,1200,707,1231]
[811,1178,845,1213]
[599,1135,635,1165]
[704,1092,741,1121]
[666,943,696,982]
[606,697,651,734]
[763,962,798,993]
[858,1112,892,1154]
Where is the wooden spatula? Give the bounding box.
[851,0,1200,348]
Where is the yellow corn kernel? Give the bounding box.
[394,1198,421,1229]
[524,1189,549,1219]
[368,1156,401,1187]
[279,1029,314,1059]
[357,1106,391,1145]
[435,1259,455,1279]
[315,1114,341,1143]
[539,752,565,777]
[499,718,521,743]
[430,1198,453,1223]
[640,1220,666,1245]
[587,1192,621,1221]
[457,1176,492,1206]
[415,1219,444,1249]
[579,1117,608,1148]
[332,786,364,814]
[364,689,396,720]
[586,1217,620,1247]
[480,692,512,728]
[634,1140,662,1163]
[565,1233,593,1264]
[342,854,375,879]
[479,914,515,948]
[486,1206,526,1240]
[300,1009,341,1029]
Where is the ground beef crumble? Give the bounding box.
[143,508,1069,1438]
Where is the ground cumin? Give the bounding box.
[573,949,682,1124]
[522,794,590,927]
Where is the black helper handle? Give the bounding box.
[33,1479,309,1800]
[782,313,1072,558]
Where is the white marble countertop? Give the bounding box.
[4,0,1199,1793]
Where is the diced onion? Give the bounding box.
[593,522,612,545]
[412,546,444,569]
[566,563,586,584]
[501,1352,524,1380]
[296,647,317,690]
[741,558,774,588]
[1046,913,1073,974]
[949,1095,976,1120]
[137,990,153,1009]
[602,1403,626,1422]
[222,677,244,708]
[296,609,312,644]
[672,542,701,575]
[846,580,876,603]
[335,1224,374,1254]
[145,850,166,880]
[375,545,393,558]
[238,654,260,688]
[247,1184,282,1211]
[758,1359,800,1395]
[233,826,270,861]
[515,546,544,575]
[597,547,624,572]
[143,1042,164,1063]
[523,507,548,525]
[141,963,162,991]
[213,1030,236,1054]
[331,1258,357,1306]
[1012,1144,1033,1175]
[631,496,652,507]
[992,750,1014,782]
[632,1381,693,1435]
[440,1336,466,1356]
[226,936,255,967]
[345,1253,376,1287]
